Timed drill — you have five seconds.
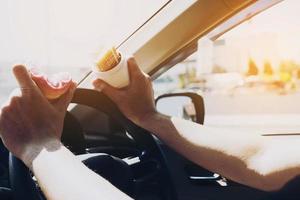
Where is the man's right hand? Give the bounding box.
[93,58,158,126]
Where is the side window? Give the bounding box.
[154,0,300,132]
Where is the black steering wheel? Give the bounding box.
[9,88,176,200]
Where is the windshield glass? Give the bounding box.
[0,0,167,103]
[154,0,300,132]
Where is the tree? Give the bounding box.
[263,61,273,76]
[246,58,259,76]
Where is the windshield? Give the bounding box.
[0,0,167,103]
[154,0,300,132]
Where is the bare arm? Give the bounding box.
[0,65,132,200]
[140,114,300,191]
[28,139,131,200]
[94,58,300,192]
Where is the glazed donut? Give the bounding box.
[30,68,72,100]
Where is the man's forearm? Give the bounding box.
[28,139,132,200]
[139,113,270,190]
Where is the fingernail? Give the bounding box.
[127,57,134,63]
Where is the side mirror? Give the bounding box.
[155,92,205,124]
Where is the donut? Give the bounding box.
[30,68,72,100]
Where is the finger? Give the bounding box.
[52,82,77,111]
[0,113,12,136]
[0,105,11,123]
[1,101,22,127]
[93,79,119,101]
[127,57,143,82]
[13,65,36,91]
[0,88,22,110]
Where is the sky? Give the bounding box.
[0,0,166,71]
[0,0,167,103]
[218,0,300,71]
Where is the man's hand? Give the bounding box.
[0,65,132,200]
[0,65,76,167]
[93,58,157,126]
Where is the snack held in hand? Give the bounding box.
[30,68,72,100]
[96,47,121,72]
[93,47,129,88]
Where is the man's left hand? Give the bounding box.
[0,65,76,167]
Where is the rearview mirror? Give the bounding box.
[155,92,205,124]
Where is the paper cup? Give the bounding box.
[93,54,129,88]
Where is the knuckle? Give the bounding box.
[20,87,33,95]
[1,106,11,115]
[10,96,20,105]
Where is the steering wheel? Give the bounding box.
[9,88,177,200]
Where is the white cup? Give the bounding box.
[93,54,129,88]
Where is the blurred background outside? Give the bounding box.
[0,0,167,102]
[153,0,300,132]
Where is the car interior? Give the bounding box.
[0,0,299,199]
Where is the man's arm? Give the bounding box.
[93,58,300,192]
[28,139,131,200]
[0,65,132,200]
[140,114,300,192]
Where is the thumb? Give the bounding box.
[93,79,119,101]
[13,65,38,95]
[52,82,77,111]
